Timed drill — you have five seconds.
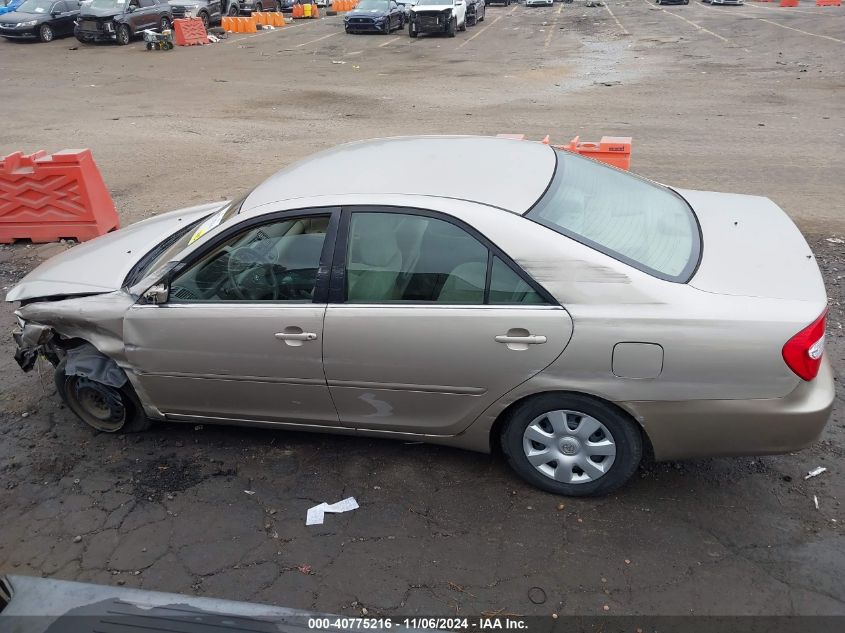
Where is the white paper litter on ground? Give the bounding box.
[805,467,827,480]
[306,497,359,526]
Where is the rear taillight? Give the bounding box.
[782,310,827,381]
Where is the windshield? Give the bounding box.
[356,0,388,8]
[16,0,53,13]
[527,150,701,282]
[130,195,246,284]
[88,0,127,9]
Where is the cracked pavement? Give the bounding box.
[1,1,844,617]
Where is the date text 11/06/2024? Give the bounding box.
[307,618,528,630]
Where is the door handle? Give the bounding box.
[495,335,547,345]
[275,332,318,341]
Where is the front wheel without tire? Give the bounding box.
[500,394,643,497]
[55,359,152,434]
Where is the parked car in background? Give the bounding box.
[344,0,404,34]
[168,0,222,28]
[409,0,465,37]
[75,0,172,44]
[395,0,416,17]
[655,0,689,4]
[484,0,511,5]
[465,0,482,25]
[9,136,832,497]
[703,0,743,5]
[525,0,553,6]
[0,0,79,40]
[0,0,25,15]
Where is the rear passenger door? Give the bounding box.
[321,207,572,435]
[137,0,157,29]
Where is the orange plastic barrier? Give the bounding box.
[312,5,320,16]
[816,0,840,6]
[561,136,632,170]
[496,133,633,171]
[780,0,799,6]
[173,17,207,45]
[0,149,119,244]
[292,3,303,17]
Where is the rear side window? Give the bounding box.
[527,151,701,282]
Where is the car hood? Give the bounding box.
[0,10,45,21]
[5,202,223,303]
[79,7,126,18]
[348,7,390,16]
[411,4,452,11]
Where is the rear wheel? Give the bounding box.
[500,394,643,497]
[39,23,54,42]
[116,23,130,45]
[199,10,210,29]
[228,3,239,15]
[55,359,152,434]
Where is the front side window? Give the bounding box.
[169,215,329,302]
[527,151,701,282]
[345,211,551,305]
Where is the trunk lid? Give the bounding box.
[5,203,222,303]
[680,189,826,303]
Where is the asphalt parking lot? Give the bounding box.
[1,0,844,618]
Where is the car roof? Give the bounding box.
[240,136,556,215]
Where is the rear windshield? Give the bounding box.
[526,150,701,282]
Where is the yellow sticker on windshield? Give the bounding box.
[188,209,226,245]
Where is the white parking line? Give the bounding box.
[378,36,401,47]
[705,3,844,44]
[604,2,630,36]
[457,4,517,49]
[743,2,826,16]
[544,3,564,50]
[644,0,731,43]
[295,31,341,47]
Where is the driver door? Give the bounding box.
[123,209,341,427]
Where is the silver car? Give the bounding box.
[7,136,833,496]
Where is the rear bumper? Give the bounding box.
[624,359,835,460]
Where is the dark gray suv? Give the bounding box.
[74,0,172,44]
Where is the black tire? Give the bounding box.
[276,0,283,9]
[382,19,390,34]
[409,22,417,37]
[39,23,54,42]
[199,10,210,29]
[160,16,171,30]
[146,41,153,50]
[256,2,263,10]
[116,23,130,45]
[55,358,152,434]
[447,16,455,36]
[228,3,239,15]
[500,393,643,497]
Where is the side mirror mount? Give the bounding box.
[142,283,169,305]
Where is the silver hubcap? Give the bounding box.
[522,409,617,484]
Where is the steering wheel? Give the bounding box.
[226,246,280,301]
